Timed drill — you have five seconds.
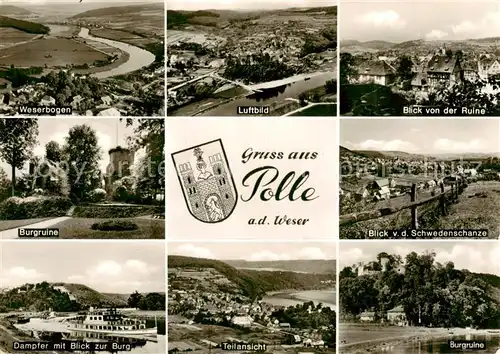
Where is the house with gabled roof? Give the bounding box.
[387,305,408,326]
[478,55,500,80]
[426,54,462,88]
[462,59,479,82]
[354,60,396,86]
[370,178,391,200]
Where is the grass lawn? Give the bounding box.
[436,181,500,239]
[0,218,53,231]
[50,217,164,239]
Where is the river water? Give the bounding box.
[14,317,165,353]
[374,335,500,353]
[262,289,336,310]
[197,72,336,116]
[78,28,155,79]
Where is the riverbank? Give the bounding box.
[264,289,336,308]
[77,28,155,79]
[0,318,54,354]
[339,323,500,353]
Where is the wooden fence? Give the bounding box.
[340,179,467,229]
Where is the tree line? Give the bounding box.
[340,251,500,329]
[0,118,164,204]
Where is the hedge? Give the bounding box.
[91,220,139,231]
[0,196,72,220]
[73,205,163,219]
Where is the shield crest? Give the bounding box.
[171,139,238,223]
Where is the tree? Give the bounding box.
[125,119,164,203]
[0,167,10,202]
[298,93,307,106]
[340,52,358,86]
[396,56,414,91]
[138,292,166,311]
[0,119,39,196]
[127,290,143,308]
[63,125,102,201]
[45,141,62,162]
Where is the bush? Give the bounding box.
[0,196,72,220]
[33,188,45,196]
[90,220,139,231]
[73,205,163,218]
[90,188,107,202]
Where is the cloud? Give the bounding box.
[339,248,366,268]
[174,244,215,259]
[356,10,406,29]
[93,260,123,277]
[434,244,500,275]
[341,244,500,276]
[425,29,448,40]
[452,21,477,34]
[449,7,500,39]
[248,250,292,261]
[124,260,153,275]
[0,267,45,287]
[433,138,487,153]
[352,139,418,152]
[298,247,329,260]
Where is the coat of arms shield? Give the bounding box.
[171,139,238,223]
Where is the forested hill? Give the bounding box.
[168,255,334,299]
[339,251,500,329]
[0,5,31,15]
[225,259,336,274]
[72,4,163,18]
[0,282,125,312]
[0,16,49,34]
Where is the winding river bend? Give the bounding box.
[78,28,155,79]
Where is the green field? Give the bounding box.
[0,15,49,34]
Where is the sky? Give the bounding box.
[0,242,165,293]
[168,242,336,261]
[0,118,145,180]
[167,0,333,11]
[340,119,500,154]
[340,1,500,42]
[340,241,500,276]
[166,118,337,241]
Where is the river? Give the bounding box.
[78,28,155,79]
[372,335,500,353]
[13,316,165,353]
[191,72,336,116]
[262,289,336,310]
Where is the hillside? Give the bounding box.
[475,273,500,303]
[53,283,128,307]
[0,282,126,312]
[0,5,31,15]
[340,146,384,159]
[168,255,334,299]
[340,146,433,161]
[167,7,336,29]
[0,15,49,34]
[72,3,163,18]
[341,146,500,162]
[341,40,395,52]
[225,259,336,274]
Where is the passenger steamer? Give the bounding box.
[64,308,156,336]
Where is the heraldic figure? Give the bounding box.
[175,141,236,223]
